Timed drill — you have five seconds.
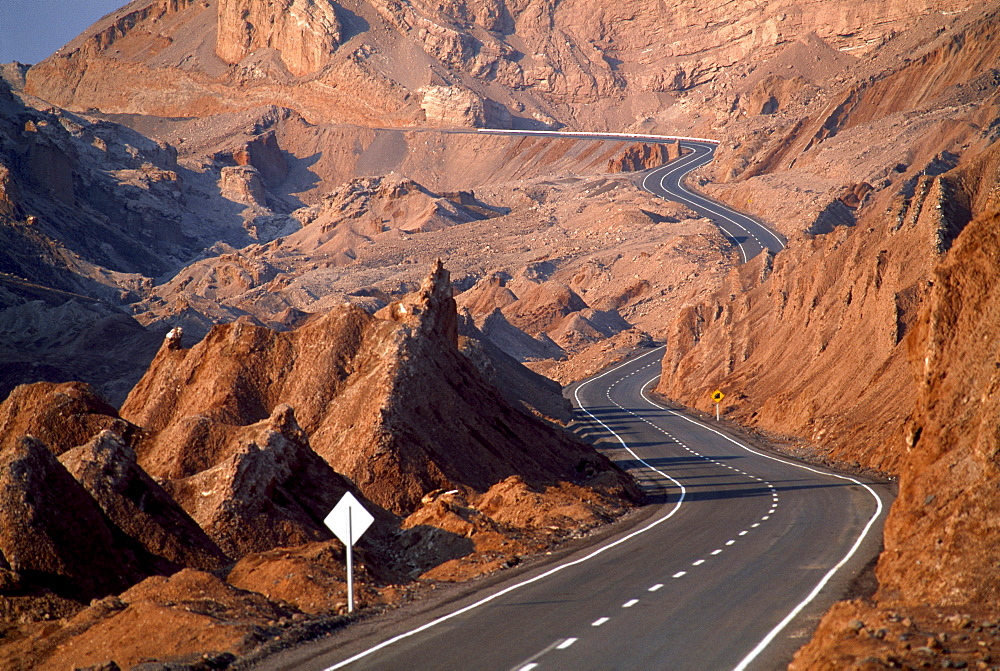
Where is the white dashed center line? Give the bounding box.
[556,638,577,650]
[592,617,609,627]
[648,583,663,592]
[623,599,639,608]
[673,571,687,578]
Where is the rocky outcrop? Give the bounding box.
[156,405,374,559]
[21,0,980,134]
[0,436,164,601]
[229,130,289,186]
[219,165,268,207]
[59,431,230,571]
[743,74,809,115]
[496,280,630,355]
[216,0,342,77]
[607,142,681,173]
[419,85,511,128]
[0,81,190,291]
[123,263,633,515]
[295,173,491,235]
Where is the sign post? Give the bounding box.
[324,491,375,613]
[711,389,725,421]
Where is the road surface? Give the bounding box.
[260,348,889,671]
[470,128,786,262]
[639,141,786,262]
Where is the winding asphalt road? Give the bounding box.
[260,348,889,671]
[472,128,786,262]
[639,141,786,262]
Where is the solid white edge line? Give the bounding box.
[643,142,786,255]
[636,374,886,671]
[320,348,682,670]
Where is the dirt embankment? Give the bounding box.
[791,195,1000,671]
[657,7,1000,473]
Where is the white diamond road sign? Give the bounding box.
[324,491,374,547]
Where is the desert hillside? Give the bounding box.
[1,0,1000,667]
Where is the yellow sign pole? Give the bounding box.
[711,389,725,421]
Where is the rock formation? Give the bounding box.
[216,0,342,77]
[153,404,376,559]
[607,142,682,173]
[123,262,631,515]
[59,430,230,571]
[0,436,165,602]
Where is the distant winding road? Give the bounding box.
[639,140,786,262]
[474,128,787,262]
[261,349,889,671]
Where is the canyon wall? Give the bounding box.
[21,0,978,130]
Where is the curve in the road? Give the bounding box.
[318,353,689,671]
[289,347,887,671]
[475,128,787,262]
[623,356,885,670]
[639,141,786,262]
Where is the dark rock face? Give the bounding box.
[59,431,231,571]
[0,436,164,601]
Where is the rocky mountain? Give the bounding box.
[21,0,975,132]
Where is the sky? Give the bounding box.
[0,0,129,65]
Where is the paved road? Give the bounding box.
[261,348,889,671]
[468,128,786,263]
[469,128,785,262]
[640,141,786,262]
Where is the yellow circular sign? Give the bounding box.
[711,389,725,403]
